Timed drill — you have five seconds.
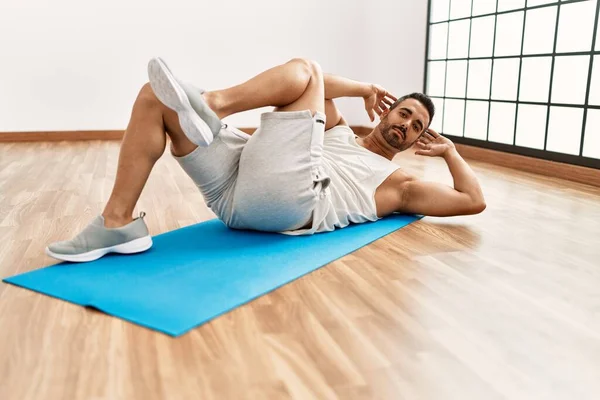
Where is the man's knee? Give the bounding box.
[288,58,323,82]
[136,82,161,109]
[139,82,155,97]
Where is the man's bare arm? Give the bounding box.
[397,130,486,217]
[442,148,485,204]
[324,74,372,99]
[324,74,397,123]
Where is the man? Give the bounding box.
[46,57,485,262]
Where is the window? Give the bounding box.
[425,0,600,169]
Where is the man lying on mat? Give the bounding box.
[46,57,486,262]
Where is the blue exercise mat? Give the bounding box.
[3,214,422,336]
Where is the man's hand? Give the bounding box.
[398,127,485,217]
[414,128,456,157]
[363,84,397,122]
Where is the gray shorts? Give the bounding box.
[172,110,331,232]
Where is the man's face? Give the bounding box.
[377,98,430,152]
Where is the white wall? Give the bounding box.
[0,0,427,132]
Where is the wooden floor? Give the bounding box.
[1,139,600,400]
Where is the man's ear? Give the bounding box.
[380,108,390,119]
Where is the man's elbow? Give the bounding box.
[469,200,486,214]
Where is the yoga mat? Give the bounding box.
[3,214,422,336]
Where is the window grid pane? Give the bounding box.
[583,109,600,159]
[546,107,583,155]
[523,6,557,55]
[492,58,520,101]
[516,104,547,149]
[489,102,516,144]
[556,0,596,53]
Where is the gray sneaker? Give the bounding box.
[45,211,153,262]
[147,57,222,147]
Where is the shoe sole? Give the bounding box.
[147,57,213,147]
[45,235,153,263]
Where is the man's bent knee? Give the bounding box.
[288,58,321,79]
[139,82,155,97]
[306,59,322,77]
[135,82,161,109]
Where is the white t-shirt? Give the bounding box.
[283,125,401,235]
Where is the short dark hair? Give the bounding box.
[389,92,435,128]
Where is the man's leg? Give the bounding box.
[203,58,325,119]
[225,60,328,232]
[103,58,324,228]
[101,83,198,227]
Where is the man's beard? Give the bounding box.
[380,117,411,151]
